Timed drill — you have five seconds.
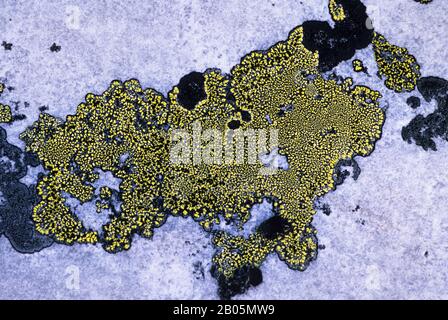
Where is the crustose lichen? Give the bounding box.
[0,0,389,299]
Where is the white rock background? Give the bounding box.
[0,0,447,299]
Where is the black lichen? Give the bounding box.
[407,96,421,109]
[333,158,361,186]
[175,71,207,110]
[12,114,27,122]
[211,264,263,300]
[417,76,448,101]
[240,110,252,122]
[0,127,53,253]
[402,77,448,151]
[302,0,373,72]
[227,119,241,130]
[257,215,291,240]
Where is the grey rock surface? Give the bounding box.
[0,0,447,299]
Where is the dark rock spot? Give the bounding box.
[193,261,205,280]
[321,203,331,216]
[50,43,61,52]
[1,41,13,51]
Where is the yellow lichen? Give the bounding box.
[211,27,383,274]
[20,27,384,278]
[20,80,169,249]
[0,84,12,123]
[373,32,421,92]
[352,59,365,73]
[0,104,12,123]
[329,0,346,22]
[99,186,112,200]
